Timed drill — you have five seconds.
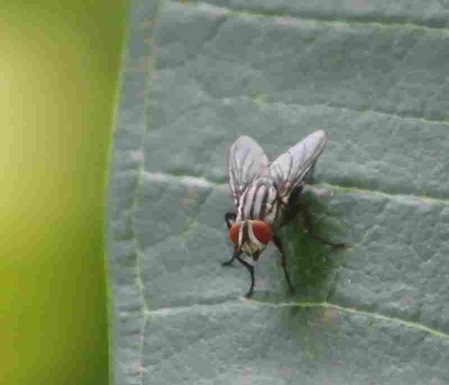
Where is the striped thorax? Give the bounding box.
[237,178,279,223]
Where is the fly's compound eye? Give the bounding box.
[229,223,240,244]
[252,220,272,244]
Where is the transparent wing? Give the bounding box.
[229,136,269,208]
[269,130,327,200]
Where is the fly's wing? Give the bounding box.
[269,130,327,201]
[229,136,269,209]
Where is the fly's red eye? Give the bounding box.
[252,220,272,244]
[229,223,240,244]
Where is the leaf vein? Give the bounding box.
[172,0,449,33]
[144,299,449,340]
[141,170,449,206]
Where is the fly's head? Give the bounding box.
[229,220,272,260]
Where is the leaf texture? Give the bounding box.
[108,1,449,384]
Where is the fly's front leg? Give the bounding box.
[222,248,237,266]
[235,253,255,298]
[225,212,236,229]
[273,235,295,296]
[222,212,237,266]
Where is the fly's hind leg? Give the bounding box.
[273,235,295,296]
[280,185,303,227]
[305,162,317,184]
[222,212,237,266]
[283,187,348,249]
[298,202,348,249]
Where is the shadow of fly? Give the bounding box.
[222,130,346,298]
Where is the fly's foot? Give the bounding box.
[221,253,236,267]
[306,231,350,250]
[331,241,351,250]
[244,288,254,299]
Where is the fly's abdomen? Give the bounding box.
[237,178,279,223]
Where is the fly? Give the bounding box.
[222,130,346,298]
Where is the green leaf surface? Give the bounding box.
[108,1,449,384]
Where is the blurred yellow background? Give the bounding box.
[1,1,128,384]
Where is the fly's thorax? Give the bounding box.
[237,177,280,223]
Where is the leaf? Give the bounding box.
[108,1,449,384]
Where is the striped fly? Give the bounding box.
[223,130,345,298]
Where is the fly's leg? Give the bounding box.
[281,185,303,227]
[235,253,255,298]
[222,212,237,266]
[282,187,347,248]
[273,235,295,296]
[225,212,236,229]
[305,162,316,184]
[298,203,348,249]
[222,248,237,266]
